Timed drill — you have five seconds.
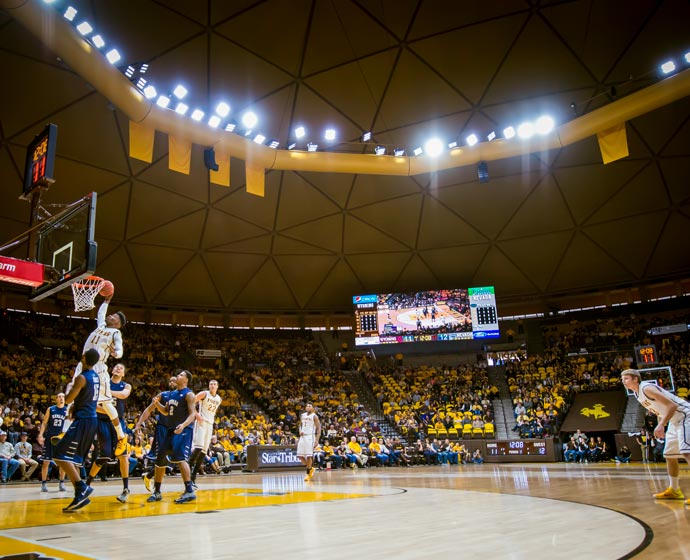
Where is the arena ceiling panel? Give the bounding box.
[0,0,689,315]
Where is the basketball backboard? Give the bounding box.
[0,192,97,301]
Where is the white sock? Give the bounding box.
[670,476,679,489]
[114,423,125,439]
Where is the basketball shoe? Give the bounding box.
[653,487,684,500]
[174,491,196,504]
[146,491,162,503]
[142,472,153,493]
[117,488,130,503]
[63,485,93,512]
[114,436,128,457]
[304,467,316,481]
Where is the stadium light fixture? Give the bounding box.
[191,109,204,122]
[413,146,423,156]
[535,115,555,135]
[660,60,676,75]
[295,126,306,139]
[174,102,188,115]
[685,51,690,64]
[76,21,92,36]
[487,131,496,142]
[242,111,258,129]
[324,128,336,141]
[394,148,405,157]
[288,142,297,150]
[254,134,266,144]
[91,35,105,48]
[466,133,478,147]
[173,85,188,99]
[105,49,121,65]
[156,95,170,109]
[503,126,516,139]
[375,145,386,155]
[64,6,77,21]
[224,121,237,132]
[208,115,221,128]
[517,122,534,139]
[136,77,147,90]
[307,142,318,152]
[448,140,458,149]
[362,131,372,142]
[216,102,230,118]
[143,85,157,99]
[424,138,444,157]
[268,139,280,149]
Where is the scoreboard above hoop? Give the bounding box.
[634,344,658,366]
[22,123,58,198]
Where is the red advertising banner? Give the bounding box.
[0,256,44,287]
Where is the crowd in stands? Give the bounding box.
[1,302,689,482]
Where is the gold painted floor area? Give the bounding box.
[0,464,688,559]
[0,487,371,530]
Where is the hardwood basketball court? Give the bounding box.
[1,462,688,559]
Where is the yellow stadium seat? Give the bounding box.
[484,423,495,438]
[462,424,472,439]
[448,428,458,439]
[427,427,437,437]
[677,387,688,399]
[472,427,484,439]
[437,427,448,437]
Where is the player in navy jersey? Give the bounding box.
[134,376,177,492]
[54,349,101,512]
[147,369,197,504]
[37,392,68,492]
[84,363,133,503]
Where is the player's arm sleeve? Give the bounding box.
[97,301,109,327]
[112,331,123,359]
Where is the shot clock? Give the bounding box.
[22,124,58,199]
[634,344,658,367]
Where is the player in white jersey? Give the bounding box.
[189,380,223,484]
[621,369,690,506]
[69,295,128,456]
[297,402,321,481]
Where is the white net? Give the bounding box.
[71,276,104,312]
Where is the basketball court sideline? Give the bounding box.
[1,463,688,559]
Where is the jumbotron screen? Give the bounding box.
[353,287,500,346]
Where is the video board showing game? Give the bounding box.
[353,286,499,346]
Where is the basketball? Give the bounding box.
[100,280,114,297]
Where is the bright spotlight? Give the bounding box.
[503,126,516,139]
[295,126,306,139]
[361,131,372,142]
[224,121,237,132]
[64,6,77,21]
[288,142,297,150]
[375,145,386,155]
[413,146,423,156]
[136,77,147,90]
[487,131,496,141]
[105,49,121,65]
[466,133,478,147]
[685,52,690,64]
[268,139,280,149]
[208,115,221,128]
[216,102,230,117]
[91,35,105,48]
[660,60,676,74]
[174,102,188,115]
[517,122,534,139]
[394,148,405,157]
[254,134,266,144]
[424,138,444,157]
[191,109,204,122]
[242,111,258,129]
[173,85,188,99]
[156,95,170,109]
[448,141,458,149]
[76,22,92,36]
[324,128,336,141]
[307,142,318,152]
[535,116,555,135]
[143,85,157,99]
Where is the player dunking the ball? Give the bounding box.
[65,284,128,457]
[297,402,321,482]
[621,368,690,506]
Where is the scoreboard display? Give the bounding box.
[486,440,547,456]
[354,286,499,346]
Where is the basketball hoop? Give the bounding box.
[71,275,104,312]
